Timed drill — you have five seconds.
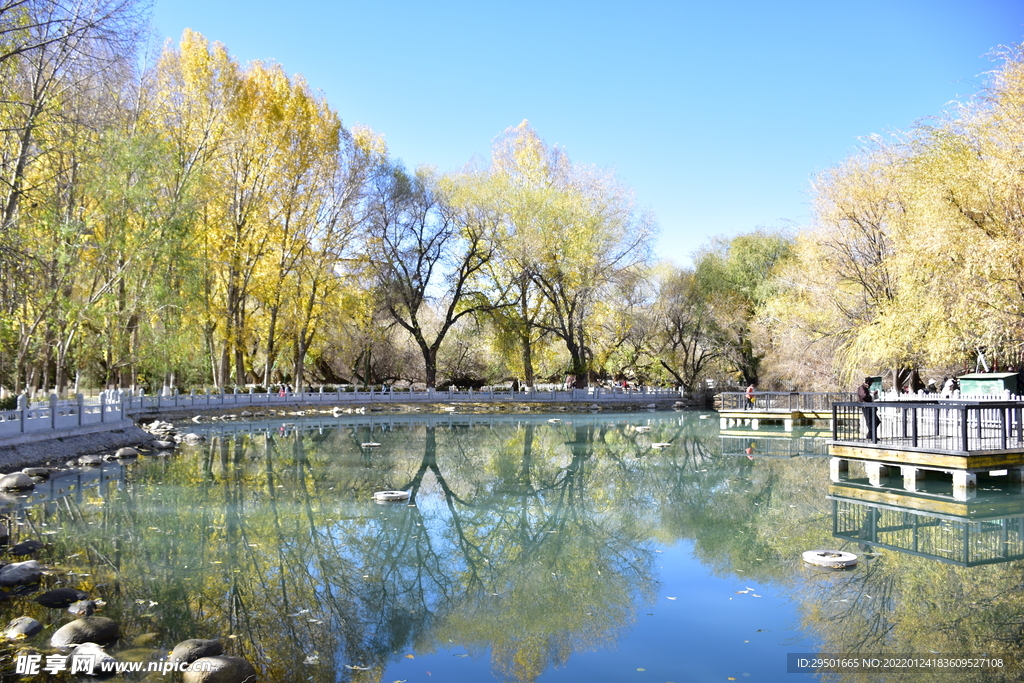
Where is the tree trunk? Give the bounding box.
[263,306,279,387]
[424,346,438,388]
[520,333,534,388]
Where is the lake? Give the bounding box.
[2,410,1023,681]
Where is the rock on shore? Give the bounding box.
[0,423,151,471]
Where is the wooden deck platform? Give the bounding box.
[718,410,832,431]
[829,400,1024,500]
[716,391,852,431]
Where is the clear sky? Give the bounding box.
[150,0,1024,266]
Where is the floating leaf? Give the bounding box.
[404,654,414,659]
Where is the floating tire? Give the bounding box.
[802,549,858,569]
[373,490,410,502]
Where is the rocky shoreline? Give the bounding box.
[0,424,152,472]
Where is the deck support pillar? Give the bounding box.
[865,462,892,487]
[901,466,922,492]
[1009,467,1024,483]
[783,418,793,432]
[953,470,977,501]
[829,457,849,482]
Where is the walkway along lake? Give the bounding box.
[2,412,1023,681]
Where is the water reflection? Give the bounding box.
[5,413,1024,682]
[0,414,714,682]
[829,480,1024,566]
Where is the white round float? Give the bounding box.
[373,490,411,502]
[802,549,858,569]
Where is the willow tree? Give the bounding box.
[648,266,722,391]
[694,229,792,386]
[766,45,1024,387]
[891,45,1024,372]
[468,121,654,387]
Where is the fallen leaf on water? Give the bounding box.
[454,654,469,658]
[667,597,676,600]
[637,667,646,671]
[729,678,737,681]
[404,654,414,659]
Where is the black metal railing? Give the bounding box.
[719,391,855,412]
[832,401,1024,454]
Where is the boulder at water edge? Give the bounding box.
[170,638,224,665]
[70,642,117,673]
[77,455,103,467]
[68,599,99,616]
[114,447,139,458]
[35,587,89,608]
[0,560,43,587]
[10,539,44,556]
[183,656,257,683]
[50,616,120,647]
[4,616,43,639]
[0,472,35,491]
[21,467,54,479]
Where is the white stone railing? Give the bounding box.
[0,386,687,442]
[0,393,128,441]
[121,385,686,413]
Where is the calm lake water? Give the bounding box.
[3,411,1024,682]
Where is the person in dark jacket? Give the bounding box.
[857,377,880,440]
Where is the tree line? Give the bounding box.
[2,1,1021,396]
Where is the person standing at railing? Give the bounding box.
[857,377,881,440]
[745,384,755,410]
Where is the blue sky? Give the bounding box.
[151,0,1024,266]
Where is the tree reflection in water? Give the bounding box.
[0,416,680,682]
[6,413,1024,683]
